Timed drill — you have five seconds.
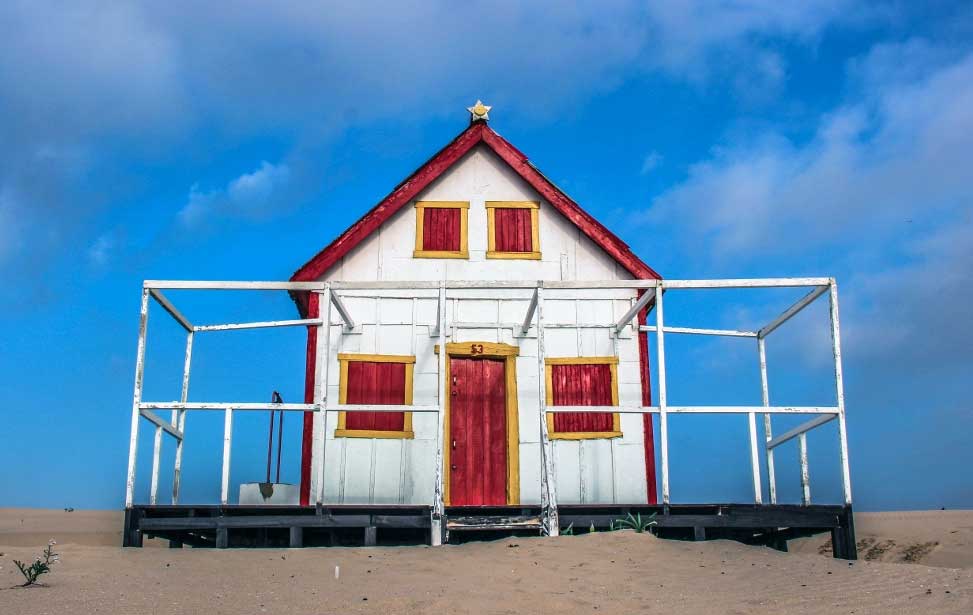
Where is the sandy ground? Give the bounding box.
[1,509,971,614]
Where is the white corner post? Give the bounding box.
[536,282,559,536]
[149,420,164,505]
[828,279,853,505]
[431,280,448,545]
[758,337,776,504]
[314,285,333,507]
[125,288,151,509]
[220,406,233,505]
[654,282,670,506]
[171,330,194,504]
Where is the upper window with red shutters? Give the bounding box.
[545,357,622,440]
[486,201,541,260]
[414,201,469,259]
[335,354,415,439]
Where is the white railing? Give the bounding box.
[125,277,851,543]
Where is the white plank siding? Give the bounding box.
[308,144,648,505]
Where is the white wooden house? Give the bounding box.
[290,102,661,510]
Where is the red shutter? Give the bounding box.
[494,208,532,252]
[550,363,614,432]
[344,361,406,431]
[423,208,461,251]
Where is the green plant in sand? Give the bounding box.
[611,512,657,533]
[13,539,59,586]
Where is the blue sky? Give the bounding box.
[1,1,971,511]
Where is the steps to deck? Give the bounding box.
[446,514,543,532]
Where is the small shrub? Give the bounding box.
[612,513,657,533]
[562,523,575,535]
[13,539,59,586]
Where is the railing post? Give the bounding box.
[536,282,559,535]
[220,407,233,506]
[431,281,448,545]
[125,288,151,509]
[828,279,853,505]
[315,284,333,507]
[172,331,194,504]
[748,411,763,504]
[798,433,811,505]
[654,281,670,506]
[149,425,163,504]
[758,337,776,504]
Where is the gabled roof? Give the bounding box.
[290,121,660,311]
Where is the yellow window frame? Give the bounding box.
[414,201,469,259]
[335,353,415,439]
[545,356,622,440]
[486,201,541,260]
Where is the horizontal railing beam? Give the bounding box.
[139,408,183,440]
[148,289,193,332]
[640,325,757,338]
[193,318,323,332]
[758,284,830,339]
[141,402,316,411]
[145,281,326,291]
[767,414,837,450]
[546,405,839,415]
[329,404,441,413]
[661,278,831,289]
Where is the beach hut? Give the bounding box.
[124,102,856,556]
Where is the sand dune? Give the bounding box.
[1,509,971,614]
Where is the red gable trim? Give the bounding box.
[290,121,661,313]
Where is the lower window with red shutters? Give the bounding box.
[545,357,622,439]
[335,354,415,439]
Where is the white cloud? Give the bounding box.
[86,234,114,267]
[643,40,973,373]
[178,161,292,227]
[640,151,663,175]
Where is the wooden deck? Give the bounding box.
[124,503,857,559]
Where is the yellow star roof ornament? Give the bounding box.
[467,99,491,122]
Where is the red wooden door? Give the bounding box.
[449,357,507,505]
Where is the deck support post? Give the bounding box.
[314,285,333,507]
[216,527,228,549]
[536,282,559,536]
[828,280,853,506]
[693,526,706,541]
[172,330,194,504]
[289,526,303,548]
[125,288,151,510]
[431,281,447,545]
[654,282,670,505]
[364,526,377,546]
[758,337,777,504]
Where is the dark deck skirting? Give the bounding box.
[124,503,857,560]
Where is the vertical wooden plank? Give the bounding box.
[431,281,447,545]
[149,425,163,505]
[315,285,333,506]
[799,433,811,505]
[125,288,151,509]
[653,282,670,506]
[758,337,777,504]
[828,280,853,505]
[221,407,233,505]
[172,331,194,504]
[536,282,560,535]
[748,411,763,504]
